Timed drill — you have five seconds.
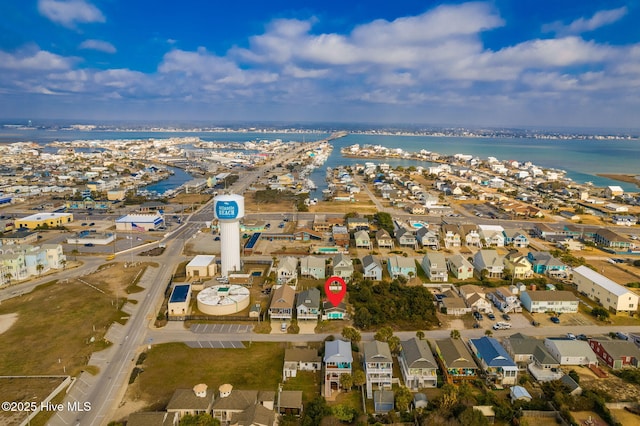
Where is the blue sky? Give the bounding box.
[1,0,639,129]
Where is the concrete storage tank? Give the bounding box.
[213,194,245,277]
[197,285,250,315]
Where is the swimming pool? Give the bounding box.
[409,221,429,229]
[316,247,339,253]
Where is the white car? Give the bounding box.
[567,333,576,340]
[492,322,512,330]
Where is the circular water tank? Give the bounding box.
[214,194,245,220]
[197,285,250,315]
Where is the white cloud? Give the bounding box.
[0,47,75,71]
[542,7,628,35]
[79,39,116,54]
[38,0,105,28]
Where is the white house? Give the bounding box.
[398,338,438,389]
[362,254,383,281]
[421,252,448,282]
[364,341,393,399]
[572,265,639,314]
[544,339,599,366]
[519,291,579,313]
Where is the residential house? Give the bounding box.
[211,385,275,426]
[322,301,348,320]
[503,229,529,248]
[300,256,325,280]
[459,224,481,247]
[346,217,370,232]
[503,333,562,382]
[434,338,479,384]
[589,337,640,369]
[277,257,298,285]
[488,287,522,313]
[478,224,505,247]
[332,254,354,282]
[447,254,474,280]
[594,229,635,251]
[503,251,533,279]
[166,384,215,420]
[560,374,583,396]
[442,224,461,248]
[364,340,393,398]
[416,227,440,250]
[354,230,372,249]
[421,252,448,282]
[572,265,639,314]
[612,215,637,226]
[510,386,532,403]
[468,337,518,386]
[296,288,321,320]
[375,229,394,249]
[527,251,568,278]
[439,289,472,316]
[396,229,418,249]
[519,291,579,314]
[473,250,504,279]
[458,285,493,313]
[323,340,353,397]
[544,339,598,366]
[283,348,321,381]
[332,225,350,249]
[362,254,383,281]
[268,285,295,320]
[387,255,417,280]
[604,185,624,198]
[398,338,438,389]
[278,390,303,417]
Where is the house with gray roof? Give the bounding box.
[211,385,275,426]
[387,255,417,280]
[354,230,372,249]
[332,253,354,281]
[166,384,215,420]
[300,256,325,280]
[398,338,438,389]
[447,254,474,280]
[362,254,383,281]
[503,333,562,382]
[323,340,353,397]
[364,341,393,398]
[434,338,479,384]
[283,348,321,381]
[589,336,640,369]
[416,227,439,249]
[544,338,598,366]
[296,288,320,320]
[396,228,417,249]
[472,250,504,279]
[421,252,448,282]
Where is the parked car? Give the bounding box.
[473,311,483,320]
[531,320,541,327]
[487,313,496,320]
[577,334,588,341]
[550,316,560,324]
[502,313,511,321]
[493,322,512,330]
[281,322,287,332]
[567,333,576,340]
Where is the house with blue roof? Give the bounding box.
[468,337,518,386]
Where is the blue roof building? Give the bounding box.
[468,336,518,386]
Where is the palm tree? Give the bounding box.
[485,329,493,337]
[416,330,425,340]
[36,263,44,276]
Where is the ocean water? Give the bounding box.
[1,128,638,192]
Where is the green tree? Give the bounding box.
[36,263,44,276]
[485,329,493,337]
[395,386,413,412]
[374,326,394,342]
[416,330,425,340]
[388,335,401,355]
[332,404,356,423]
[301,396,330,426]
[341,326,361,342]
[568,369,580,384]
[353,370,366,390]
[339,373,353,391]
[179,413,220,426]
[591,307,610,320]
[450,329,461,340]
[457,407,489,425]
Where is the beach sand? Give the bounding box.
[596,174,640,188]
[0,313,18,335]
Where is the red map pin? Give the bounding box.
[324,276,347,307]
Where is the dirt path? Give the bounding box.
[0,313,17,335]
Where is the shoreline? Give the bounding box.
[596,174,640,188]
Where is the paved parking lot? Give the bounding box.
[185,341,246,348]
[190,323,253,333]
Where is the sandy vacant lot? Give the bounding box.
[0,313,17,335]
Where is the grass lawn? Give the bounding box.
[282,370,322,404]
[0,265,141,376]
[134,342,285,410]
[0,377,67,426]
